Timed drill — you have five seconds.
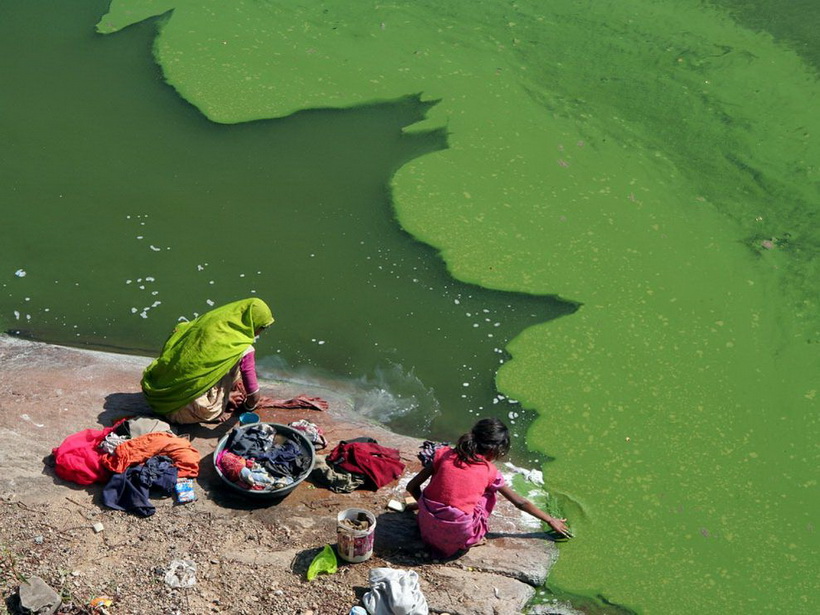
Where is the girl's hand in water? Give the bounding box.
[548,516,572,538]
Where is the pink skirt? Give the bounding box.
[417,475,504,557]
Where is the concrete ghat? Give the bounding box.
[0,334,575,615]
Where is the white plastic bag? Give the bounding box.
[164,559,197,588]
[363,568,428,615]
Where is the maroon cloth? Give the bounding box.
[262,394,329,411]
[327,442,405,488]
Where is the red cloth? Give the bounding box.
[217,450,252,483]
[422,447,502,514]
[51,420,125,485]
[327,441,405,488]
[102,432,201,478]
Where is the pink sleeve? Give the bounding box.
[240,349,258,395]
[432,446,450,471]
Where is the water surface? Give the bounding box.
[2,1,817,613]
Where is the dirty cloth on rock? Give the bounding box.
[98,433,129,455]
[362,568,428,615]
[289,419,327,450]
[102,432,200,477]
[327,440,405,489]
[417,440,449,468]
[113,416,175,439]
[311,455,366,493]
[102,455,178,517]
[260,394,329,411]
[51,419,127,485]
[100,417,176,453]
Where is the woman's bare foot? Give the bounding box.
[212,410,235,424]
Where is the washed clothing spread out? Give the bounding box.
[102,431,200,478]
[52,417,200,516]
[141,298,274,414]
[102,455,178,517]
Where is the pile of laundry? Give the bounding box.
[216,423,312,491]
[51,417,200,517]
[311,437,406,493]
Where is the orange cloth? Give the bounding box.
[102,432,200,478]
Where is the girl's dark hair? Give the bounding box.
[455,418,511,465]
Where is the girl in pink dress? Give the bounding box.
[406,418,570,557]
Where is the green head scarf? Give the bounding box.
[141,298,274,414]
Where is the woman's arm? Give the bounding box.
[406,465,434,502]
[239,350,260,409]
[498,485,571,537]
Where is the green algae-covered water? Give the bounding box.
[2,1,818,613]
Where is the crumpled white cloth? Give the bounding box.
[363,568,428,615]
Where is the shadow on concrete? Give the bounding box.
[372,510,436,567]
[40,452,114,515]
[174,416,237,441]
[486,530,560,542]
[100,392,153,425]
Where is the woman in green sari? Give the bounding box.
[141,298,274,424]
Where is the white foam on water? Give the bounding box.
[255,356,439,431]
[503,461,544,486]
